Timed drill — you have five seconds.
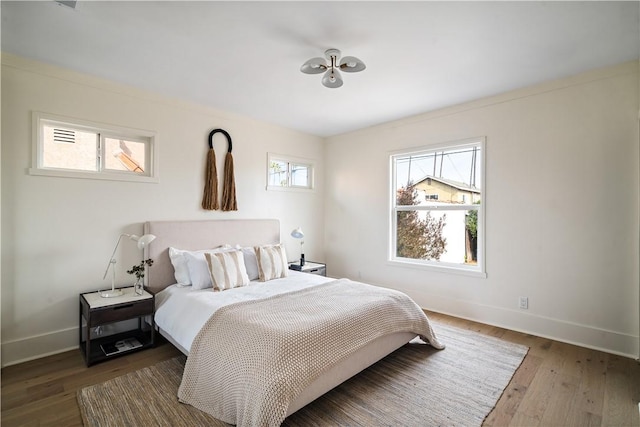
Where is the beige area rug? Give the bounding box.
[78,323,528,427]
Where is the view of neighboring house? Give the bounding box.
[414,175,481,204]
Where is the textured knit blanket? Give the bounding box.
[178,278,445,427]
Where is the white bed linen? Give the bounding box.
[154,270,332,353]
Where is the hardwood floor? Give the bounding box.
[2,313,639,426]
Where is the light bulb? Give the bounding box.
[300,57,327,74]
[322,68,343,88]
[339,56,366,73]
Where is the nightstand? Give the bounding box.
[79,287,155,366]
[289,261,327,276]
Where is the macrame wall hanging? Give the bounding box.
[201,128,237,211]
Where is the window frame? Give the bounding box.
[389,137,486,278]
[30,112,159,183]
[266,153,315,192]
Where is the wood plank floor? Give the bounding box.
[2,312,639,426]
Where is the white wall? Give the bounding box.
[2,54,638,366]
[0,54,325,366]
[324,61,640,358]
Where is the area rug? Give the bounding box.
[77,323,528,427]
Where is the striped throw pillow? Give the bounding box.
[205,250,250,291]
[255,244,288,282]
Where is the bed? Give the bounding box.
[144,219,444,426]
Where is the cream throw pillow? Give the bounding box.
[205,250,250,291]
[255,244,288,282]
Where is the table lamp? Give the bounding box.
[102,233,156,298]
[291,227,305,266]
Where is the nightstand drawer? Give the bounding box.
[289,261,327,277]
[89,299,153,326]
[306,266,326,276]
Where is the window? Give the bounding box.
[30,112,158,182]
[267,153,314,190]
[390,138,485,276]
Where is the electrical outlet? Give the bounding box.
[519,296,529,310]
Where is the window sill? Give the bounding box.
[387,259,487,278]
[28,168,159,183]
[266,185,314,193]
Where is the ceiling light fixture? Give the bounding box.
[301,48,366,88]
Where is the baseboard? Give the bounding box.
[1,319,146,367]
[422,297,639,359]
[1,327,78,367]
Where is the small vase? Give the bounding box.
[134,277,144,295]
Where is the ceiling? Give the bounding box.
[2,1,638,137]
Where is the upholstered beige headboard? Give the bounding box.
[143,219,280,292]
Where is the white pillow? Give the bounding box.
[168,247,194,285]
[255,244,288,282]
[182,247,233,289]
[205,250,250,291]
[238,246,259,281]
[168,245,231,285]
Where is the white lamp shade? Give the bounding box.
[291,227,304,239]
[131,233,156,249]
[300,57,327,74]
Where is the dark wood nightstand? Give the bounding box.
[289,261,327,276]
[79,287,155,366]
